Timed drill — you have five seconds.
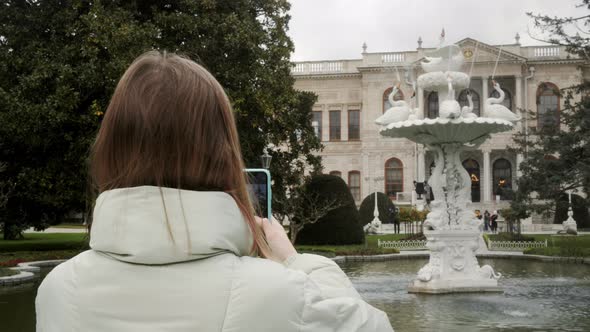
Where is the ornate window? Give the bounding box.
[489,87,512,111]
[329,111,341,140]
[427,92,439,119]
[458,89,481,116]
[348,171,361,201]
[462,159,480,202]
[312,111,322,140]
[348,110,360,140]
[537,82,560,132]
[492,158,512,200]
[329,171,342,178]
[383,87,404,113]
[385,158,403,199]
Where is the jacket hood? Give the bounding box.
[90,186,253,265]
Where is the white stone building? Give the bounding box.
[292,36,587,215]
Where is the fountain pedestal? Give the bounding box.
[380,118,511,294]
[408,230,502,294]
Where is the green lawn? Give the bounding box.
[0,233,89,252]
[51,223,87,229]
[295,234,407,257]
[488,233,590,257]
[0,233,410,266]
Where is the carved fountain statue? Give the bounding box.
[376,37,519,293]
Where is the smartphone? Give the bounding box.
[244,168,272,221]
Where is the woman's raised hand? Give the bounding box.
[255,217,297,263]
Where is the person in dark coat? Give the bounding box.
[490,210,499,233]
[389,207,399,234]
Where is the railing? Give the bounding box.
[378,239,427,250]
[533,46,560,57]
[488,239,548,251]
[291,61,345,74]
[381,52,405,63]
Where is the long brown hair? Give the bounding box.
[90,51,269,256]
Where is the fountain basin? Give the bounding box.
[408,229,502,294]
[341,258,590,332]
[380,117,513,145]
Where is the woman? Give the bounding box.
[35,51,393,332]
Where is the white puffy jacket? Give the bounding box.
[36,186,393,332]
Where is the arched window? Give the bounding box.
[458,89,481,116]
[383,87,404,113]
[537,82,560,132]
[489,87,512,111]
[427,92,439,119]
[329,171,342,178]
[462,159,480,202]
[492,158,512,200]
[348,171,361,201]
[385,158,403,199]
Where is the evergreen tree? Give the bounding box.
[510,2,590,227]
[0,0,321,239]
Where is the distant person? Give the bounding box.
[389,207,400,234]
[484,210,491,232]
[490,210,499,233]
[35,52,393,332]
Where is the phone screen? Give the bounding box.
[244,169,272,220]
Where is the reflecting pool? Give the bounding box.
[1,259,589,332]
[341,258,590,332]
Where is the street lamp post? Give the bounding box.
[364,175,384,234]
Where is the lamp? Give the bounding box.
[261,149,272,169]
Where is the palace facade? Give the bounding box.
[292,36,588,215]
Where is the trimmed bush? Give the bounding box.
[359,192,396,226]
[397,207,428,223]
[554,194,589,228]
[295,175,364,245]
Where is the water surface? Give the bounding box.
[341,258,590,332]
[1,260,589,332]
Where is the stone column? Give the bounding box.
[417,146,426,182]
[482,76,489,101]
[342,105,349,141]
[321,105,329,141]
[417,87,425,119]
[483,148,492,202]
[515,75,523,111]
[362,152,370,198]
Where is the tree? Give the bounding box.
[0,0,321,239]
[282,178,348,244]
[509,2,590,224]
[294,175,365,245]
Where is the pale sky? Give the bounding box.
[288,0,581,61]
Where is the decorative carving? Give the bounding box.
[479,265,502,279]
[483,81,522,122]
